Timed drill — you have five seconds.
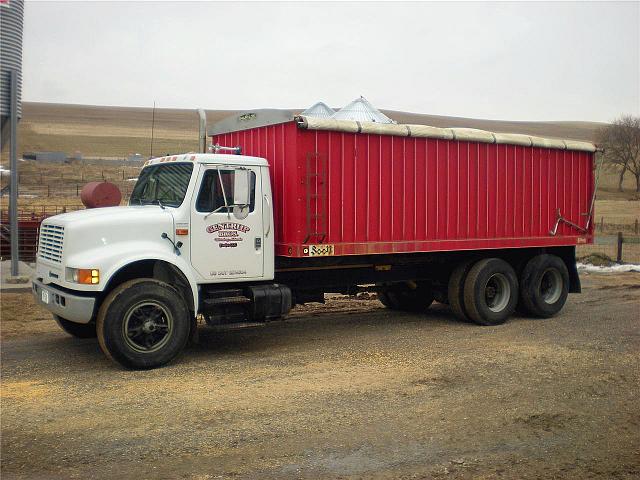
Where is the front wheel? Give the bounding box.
[97,279,191,369]
[54,315,97,338]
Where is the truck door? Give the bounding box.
[190,165,264,281]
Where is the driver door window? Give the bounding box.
[196,169,256,213]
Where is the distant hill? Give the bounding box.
[2,102,605,160]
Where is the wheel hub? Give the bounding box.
[142,320,156,333]
[122,301,174,353]
[485,273,510,313]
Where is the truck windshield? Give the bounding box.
[130,163,194,208]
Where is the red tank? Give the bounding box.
[80,181,122,208]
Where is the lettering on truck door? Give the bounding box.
[190,166,264,281]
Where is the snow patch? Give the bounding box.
[126,178,138,182]
[577,262,640,273]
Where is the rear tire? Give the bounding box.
[378,284,434,312]
[448,260,474,322]
[519,254,569,318]
[377,291,396,309]
[54,315,96,338]
[463,258,518,326]
[97,279,191,369]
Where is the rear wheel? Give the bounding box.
[448,260,474,322]
[54,315,96,338]
[463,258,518,326]
[519,254,569,318]
[378,283,434,312]
[97,279,191,369]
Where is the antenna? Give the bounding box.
[150,101,156,158]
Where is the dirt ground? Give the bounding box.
[1,272,639,479]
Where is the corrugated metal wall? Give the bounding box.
[0,0,24,119]
[214,122,594,257]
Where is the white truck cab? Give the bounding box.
[33,153,286,369]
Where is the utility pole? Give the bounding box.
[150,101,156,158]
[9,70,19,276]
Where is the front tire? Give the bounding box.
[97,279,191,369]
[54,315,97,338]
[519,254,569,318]
[463,258,518,326]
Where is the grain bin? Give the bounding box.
[0,0,24,123]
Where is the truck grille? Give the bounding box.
[38,224,65,263]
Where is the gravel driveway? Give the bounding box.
[1,272,639,479]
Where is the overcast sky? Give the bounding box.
[22,1,639,122]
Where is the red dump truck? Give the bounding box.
[33,110,596,369]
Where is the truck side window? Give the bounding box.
[196,169,256,213]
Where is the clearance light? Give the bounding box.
[66,268,100,285]
[176,228,189,236]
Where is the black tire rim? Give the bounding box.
[540,268,562,304]
[122,301,173,353]
[484,273,510,313]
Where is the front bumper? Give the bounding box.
[32,279,96,324]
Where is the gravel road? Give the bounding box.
[1,272,639,479]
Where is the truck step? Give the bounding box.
[205,288,245,299]
[208,322,264,331]
[203,296,251,307]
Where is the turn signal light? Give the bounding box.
[175,228,189,236]
[67,268,99,284]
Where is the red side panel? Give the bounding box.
[213,122,594,258]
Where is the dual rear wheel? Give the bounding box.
[448,254,569,325]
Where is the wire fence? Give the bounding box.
[593,216,640,235]
[5,183,135,199]
[576,233,640,264]
[0,168,139,199]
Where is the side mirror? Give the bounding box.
[233,169,251,220]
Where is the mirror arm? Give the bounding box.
[216,168,231,219]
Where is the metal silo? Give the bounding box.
[1,0,24,277]
[1,0,24,131]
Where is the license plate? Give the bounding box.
[41,289,49,304]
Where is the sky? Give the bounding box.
[22,1,640,122]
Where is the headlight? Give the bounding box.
[66,268,100,284]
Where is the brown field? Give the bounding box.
[1,102,606,162]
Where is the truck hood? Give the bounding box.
[40,206,175,267]
[48,205,172,226]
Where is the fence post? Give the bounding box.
[76,184,79,196]
[47,184,50,197]
[600,216,604,232]
[635,219,639,235]
[616,231,623,263]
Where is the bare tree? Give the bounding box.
[597,115,640,192]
